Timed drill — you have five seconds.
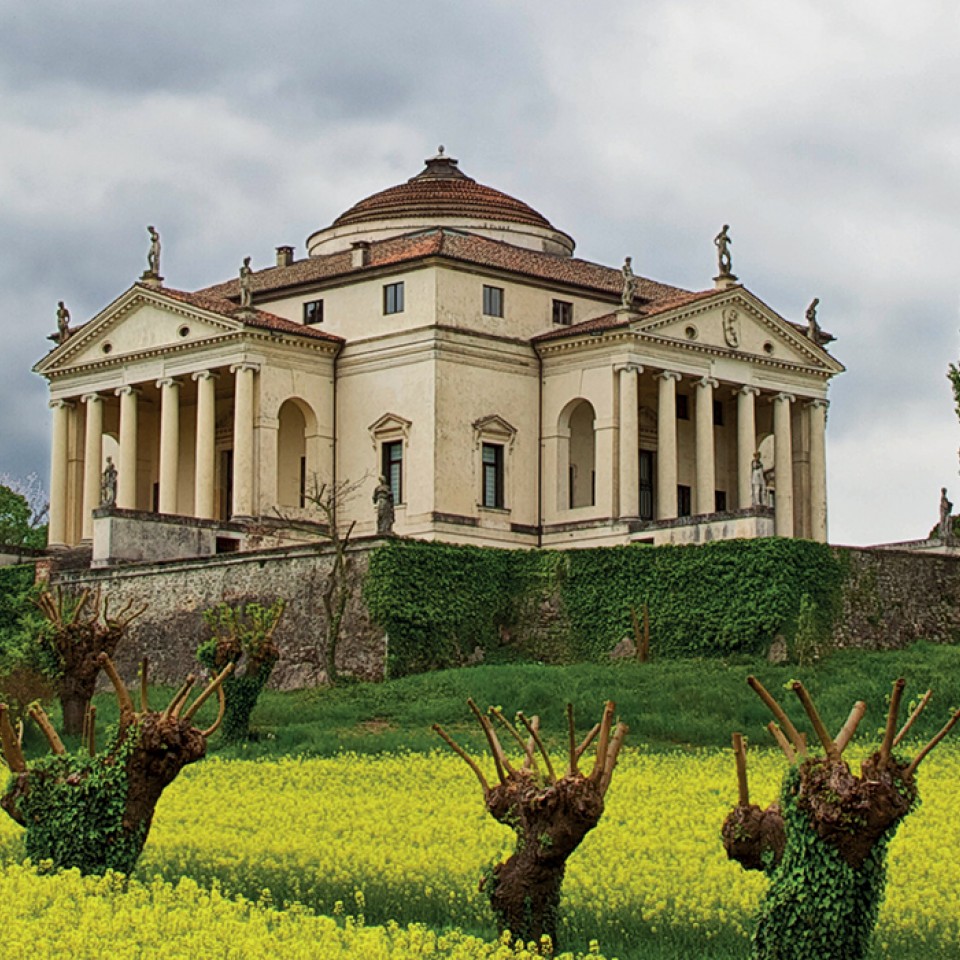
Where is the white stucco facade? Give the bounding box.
[36,151,843,558]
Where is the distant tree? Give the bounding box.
[0,474,48,550]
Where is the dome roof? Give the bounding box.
[307,149,575,258]
[331,148,556,232]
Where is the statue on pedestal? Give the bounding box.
[750,452,767,507]
[620,257,638,309]
[146,226,161,276]
[373,475,395,536]
[714,224,734,278]
[239,257,253,309]
[805,297,824,345]
[55,301,71,343]
[101,457,118,507]
[938,487,953,541]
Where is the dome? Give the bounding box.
[306,149,575,257]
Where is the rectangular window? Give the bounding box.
[677,484,692,517]
[481,443,504,508]
[552,299,573,326]
[381,441,403,503]
[713,399,724,426]
[715,490,727,512]
[383,282,405,315]
[676,395,690,420]
[483,285,504,318]
[303,299,324,325]
[639,451,655,521]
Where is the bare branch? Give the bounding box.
[0,704,27,772]
[575,723,601,761]
[468,698,512,782]
[97,653,136,728]
[598,721,629,795]
[904,707,960,779]
[747,676,807,756]
[834,701,867,755]
[181,663,236,725]
[589,701,616,783]
[490,707,534,770]
[517,711,557,784]
[791,681,838,760]
[28,704,66,755]
[878,678,906,769]
[198,681,227,739]
[767,722,796,762]
[522,715,541,773]
[894,689,933,748]
[433,723,490,796]
[733,732,750,806]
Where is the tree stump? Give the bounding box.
[725,677,959,960]
[0,654,232,875]
[435,700,627,948]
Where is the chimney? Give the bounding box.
[351,241,371,268]
[275,245,295,268]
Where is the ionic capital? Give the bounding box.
[192,369,219,383]
[807,398,830,411]
[738,385,760,397]
[230,362,260,375]
[115,385,141,398]
[614,362,643,375]
[81,392,104,405]
[696,376,719,390]
[774,392,796,405]
[656,370,682,383]
[156,377,182,390]
[49,397,75,410]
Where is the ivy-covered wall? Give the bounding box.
[365,538,845,677]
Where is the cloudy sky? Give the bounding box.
[1,0,958,546]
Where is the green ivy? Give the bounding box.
[751,765,912,960]
[12,727,146,875]
[365,539,845,676]
[197,599,285,743]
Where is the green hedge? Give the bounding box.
[365,538,845,677]
[0,564,36,639]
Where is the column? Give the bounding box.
[116,386,139,509]
[617,363,642,518]
[231,363,257,518]
[773,392,795,536]
[737,386,759,509]
[808,399,829,543]
[695,377,718,515]
[48,399,73,547]
[157,377,181,514]
[656,371,681,520]
[81,394,104,540]
[193,370,217,519]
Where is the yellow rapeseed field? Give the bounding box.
[0,745,957,957]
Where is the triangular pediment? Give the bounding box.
[634,289,844,374]
[35,286,244,376]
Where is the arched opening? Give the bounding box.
[558,398,596,509]
[277,399,315,509]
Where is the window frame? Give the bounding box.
[552,299,573,326]
[303,299,324,325]
[383,281,405,315]
[482,284,504,318]
[381,440,404,505]
[481,443,505,509]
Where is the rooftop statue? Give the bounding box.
[146,225,161,276]
[805,298,823,344]
[55,301,71,343]
[621,256,638,309]
[714,224,734,278]
[239,256,253,309]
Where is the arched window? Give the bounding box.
[277,399,314,508]
[558,399,596,509]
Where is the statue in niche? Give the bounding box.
[373,475,395,535]
[621,257,638,309]
[146,226,161,276]
[55,301,71,343]
[939,487,953,541]
[239,256,253,309]
[750,452,767,507]
[714,224,734,277]
[805,297,824,344]
[100,457,118,507]
[722,306,740,348]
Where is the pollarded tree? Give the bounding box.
[0,653,233,875]
[724,675,960,960]
[434,700,628,948]
[35,586,147,735]
[196,598,285,743]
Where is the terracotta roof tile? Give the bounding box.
[198,229,692,307]
[154,285,343,343]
